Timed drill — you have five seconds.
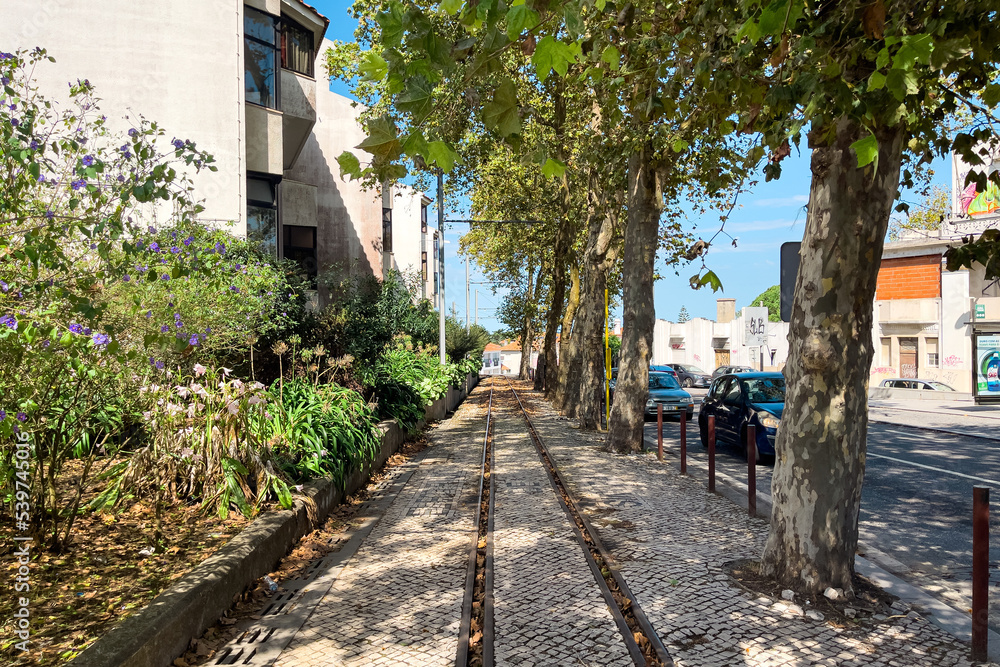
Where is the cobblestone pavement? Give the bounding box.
[491,402,633,667]
[517,386,997,667]
[272,394,486,667]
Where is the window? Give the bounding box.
[245,7,279,108]
[926,337,939,367]
[283,225,317,283]
[247,176,278,257]
[723,380,743,405]
[382,206,393,253]
[880,337,891,366]
[281,17,314,77]
[421,251,428,281]
[420,203,428,233]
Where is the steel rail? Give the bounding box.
[504,377,673,667]
[455,378,495,667]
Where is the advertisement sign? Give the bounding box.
[974,333,1000,401]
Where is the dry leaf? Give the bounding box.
[862,0,886,39]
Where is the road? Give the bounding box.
[642,395,1000,629]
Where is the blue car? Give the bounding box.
[697,372,785,462]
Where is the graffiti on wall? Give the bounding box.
[943,354,963,367]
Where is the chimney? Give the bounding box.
[717,298,736,324]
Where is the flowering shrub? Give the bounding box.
[92,365,292,529]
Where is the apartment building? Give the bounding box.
[2,1,438,307]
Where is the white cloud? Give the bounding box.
[752,195,809,207]
[724,218,802,233]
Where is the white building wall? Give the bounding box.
[651,309,789,372]
[939,270,973,390]
[2,0,247,229]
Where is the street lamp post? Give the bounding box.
[437,170,446,364]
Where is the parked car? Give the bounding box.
[878,378,956,391]
[608,370,694,420]
[665,363,713,388]
[649,364,680,380]
[698,372,785,462]
[712,365,755,378]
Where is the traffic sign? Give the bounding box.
[745,307,768,347]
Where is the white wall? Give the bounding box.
[2,0,247,230]
[652,312,789,372]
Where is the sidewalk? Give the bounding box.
[868,398,1000,441]
[521,389,997,666]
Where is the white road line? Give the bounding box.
[867,452,1000,486]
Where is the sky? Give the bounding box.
[311,0,952,330]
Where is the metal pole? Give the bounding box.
[605,286,611,429]
[437,169,446,365]
[680,409,687,474]
[972,486,990,662]
[475,290,479,326]
[747,424,757,517]
[657,404,663,461]
[465,257,470,332]
[708,416,716,492]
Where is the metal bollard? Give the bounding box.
[747,424,757,517]
[680,409,687,475]
[708,415,716,492]
[972,486,990,662]
[657,404,663,461]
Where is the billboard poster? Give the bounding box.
[974,333,1000,399]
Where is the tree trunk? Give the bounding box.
[761,117,904,595]
[606,145,661,453]
[554,263,582,415]
[541,216,573,398]
[577,204,619,430]
[519,264,540,380]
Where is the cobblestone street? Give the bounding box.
[256,380,998,666]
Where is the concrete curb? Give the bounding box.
[642,431,1000,662]
[71,373,479,667]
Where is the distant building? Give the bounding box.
[481,340,539,376]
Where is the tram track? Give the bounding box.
[458,376,671,667]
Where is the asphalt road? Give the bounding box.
[642,400,1000,628]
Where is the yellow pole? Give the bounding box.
[605,286,611,430]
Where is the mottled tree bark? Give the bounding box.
[761,117,904,595]
[554,263,582,415]
[541,215,573,398]
[577,204,619,430]
[606,145,661,453]
[518,264,538,380]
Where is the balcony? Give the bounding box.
[280,68,317,169]
[876,298,939,324]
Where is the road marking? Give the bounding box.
[867,452,1000,486]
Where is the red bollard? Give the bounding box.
[680,409,687,475]
[747,424,757,517]
[657,404,663,461]
[972,486,990,662]
[708,415,716,492]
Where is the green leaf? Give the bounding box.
[426,141,461,173]
[540,158,566,179]
[358,51,388,81]
[850,133,878,168]
[440,0,462,15]
[531,36,579,81]
[505,4,538,40]
[402,130,430,158]
[757,0,788,36]
[693,270,723,292]
[600,45,620,71]
[983,84,1000,108]
[356,115,403,161]
[563,6,584,37]
[868,71,886,91]
[396,75,434,119]
[886,68,918,101]
[875,47,889,70]
[336,151,362,180]
[930,37,972,70]
[671,139,689,153]
[483,78,521,137]
[377,3,405,47]
[892,34,933,70]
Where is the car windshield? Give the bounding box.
[679,364,707,374]
[928,381,955,391]
[742,377,785,403]
[649,374,681,389]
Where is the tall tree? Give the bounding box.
[677,305,690,323]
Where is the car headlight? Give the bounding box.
[646,399,655,406]
[758,413,780,429]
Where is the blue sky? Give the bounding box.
[312,0,952,329]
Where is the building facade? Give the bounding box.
[2,3,437,309]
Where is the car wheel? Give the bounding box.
[683,377,693,388]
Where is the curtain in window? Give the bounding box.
[281,22,314,77]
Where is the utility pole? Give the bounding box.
[466,257,470,332]
[475,289,479,326]
[437,170,446,364]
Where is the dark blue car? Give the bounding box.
[697,372,785,462]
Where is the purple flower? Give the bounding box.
[174,313,181,319]
[188,334,199,346]
[83,327,91,336]
[170,245,180,254]
[171,231,177,239]
[11,118,19,127]
[229,286,239,293]
[183,236,194,246]
[235,264,242,270]
[89,243,97,250]
[92,332,109,346]
[81,155,94,166]
[1,76,9,86]
[136,241,144,250]
[146,311,153,318]
[44,210,54,219]
[215,242,226,254]
[0,281,7,292]
[16,412,26,422]
[0,410,5,421]
[37,173,45,182]
[71,178,86,190]
[175,320,183,328]
[172,138,185,150]
[155,360,165,370]
[69,323,83,334]
[148,225,156,234]
[123,275,131,282]
[160,324,169,333]
[205,326,211,334]
[29,140,38,149]
[120,145,132,158]
[161,274,170,281]
[149,242,160,253]
[117,175,125,182]
[0,314,16,329]
[128,128,138,137]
